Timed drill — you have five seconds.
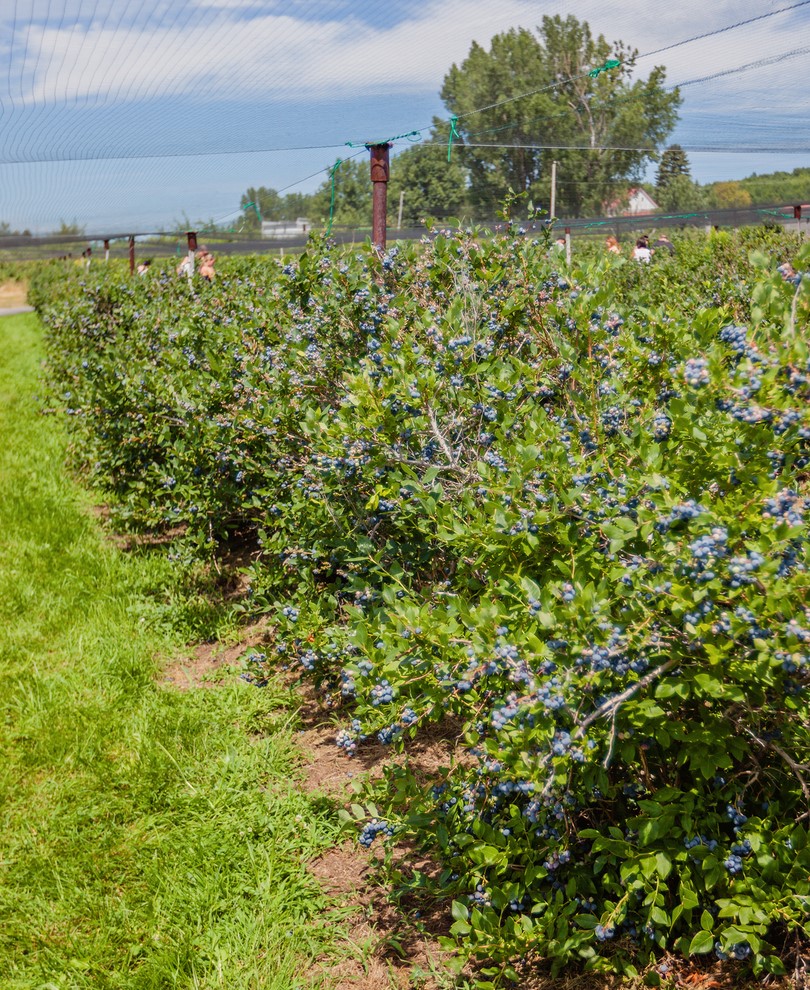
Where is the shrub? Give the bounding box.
[35,227,810,984]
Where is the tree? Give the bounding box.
[57,219,84,235]
[236,187,316,233]
[439,16,681,218]
[309,158,371,228]
[656,174,706,213]
[238,187,278,232]
[656,144,691,190]
[710,181,753,209]
[387,144,469,226]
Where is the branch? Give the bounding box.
[426,405,459,468]
[742,727,810,801]
[603,708,619,769]
[539,658,679,796]
[382,452,466,477]
[573,657,679,741]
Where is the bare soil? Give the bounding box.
[0,280,29,308]
[162,616,272,689]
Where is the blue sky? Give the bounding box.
[0,0,808,233]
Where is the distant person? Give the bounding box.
[136,259,152,275]
[653,234,675,256]
[605,235,621,255]
[198,249,216,281]
[632,236,652,263]
[777,261,801,286]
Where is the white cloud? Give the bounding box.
[5,0,805,107]
[0,0,807,227]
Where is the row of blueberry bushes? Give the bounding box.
[33,224,810,986]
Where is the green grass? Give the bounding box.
[0,314,345,989]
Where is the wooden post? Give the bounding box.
[129,236,135,275]
[104,239,110,263]
[368,143,391,252]
[397,189,404,230]
[564,226,571,266]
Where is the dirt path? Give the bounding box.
[0,279,30,310]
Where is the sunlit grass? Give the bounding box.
[0,314,344,989]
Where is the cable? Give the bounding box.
[412,0,810,142]
[422,142,810,154]
[0,141,352,166]
[678,46,810,89]
[639,1,810,61]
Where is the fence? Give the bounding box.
[0,204,806,263]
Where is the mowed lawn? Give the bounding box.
[0,313,343,989]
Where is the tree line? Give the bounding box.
[231,15,807,231]
[235,15,679,230]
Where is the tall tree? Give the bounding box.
[237,187,317,232]
[656,144,691,190]
[57,219,84,235]
[239,187,280,231]
[439,16,681,218]
[710,181,753,210]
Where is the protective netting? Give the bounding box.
[0,0,808,238]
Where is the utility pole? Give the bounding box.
[550,159,558,220]
[368,143,391,251]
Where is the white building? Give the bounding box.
[605,188,659,217]
[261,218,310,240]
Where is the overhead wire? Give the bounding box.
[427,142,810,154]
[421,0,810,130]
[2,1,808,231]
[639,0,810,61]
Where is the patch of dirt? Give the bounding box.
[295,689,463,799]
[298,694,462,989]
[0,280,28,308]
[162,616,272,689]
[309,842,448,990]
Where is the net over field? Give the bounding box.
[0,0,809,238]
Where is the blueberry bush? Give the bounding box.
[34,225,810,985]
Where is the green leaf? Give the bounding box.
[689,930,715,954]
[655,852,672,879]
[451,899,469,923]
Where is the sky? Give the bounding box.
[0,0,808,234]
